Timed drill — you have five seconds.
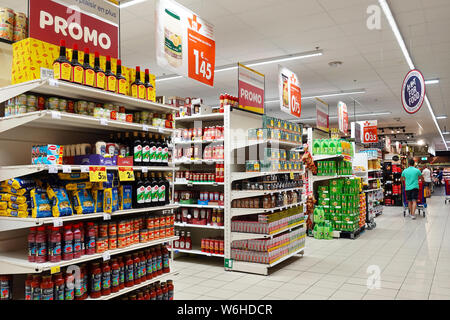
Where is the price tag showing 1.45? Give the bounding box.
[89,166,107,182]
[118,167,135,181]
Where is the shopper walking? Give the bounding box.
[422,165,432,197]
[401,159,424,220]
[438,168,444,186]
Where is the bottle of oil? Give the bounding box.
[141,132,150,165]
[154,134,162,166]
[132,132,142,166]
[71,44,84,85]
[94,52,106,90]
[105,55,117,93]
[150,172,159,207]
[144,69,154,101]
[143,172,152,208]
[158,173,170,205]
[160,136,169,167]
[148,133,157,166]
[131,67,145,99]
[116,59,127,95]
[134,172,145,208]
[53,40,72,82]
[82,48,95,87]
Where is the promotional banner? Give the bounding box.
[385,135,391,152]
[155,0,216,87]
[315,98,329,131]
[361,120,378,144]
[238,63,265,114]
[29,0,119,57]
[337,101,348,135]
[278,66,301,118]
[402,69,426,114]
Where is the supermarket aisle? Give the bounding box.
[172,196,450,300]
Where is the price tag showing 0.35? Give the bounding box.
[89,166,107,182]
[118,167,135,182]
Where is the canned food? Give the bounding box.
[75,101,88,113]
[87,102,96,115]
[126,114,133,123]
[27,106,37,113]
[160,228,166,239]
[148,229,154,241]
[26,95,37,108]
[119,106,126,113]
[104,103,114,110]
[118,113,126,122]
[48,98,59,111]
[59,99,68,112]
[18,105,27,114]
[160,216,166,228]
[67,100,75,113]
[37,97,46,110]
[140,111,149,122]
[110,110,118,120]
[118,235,126,248]
[133,219,140,231]
[99,223,108,238]
[133,231,139,244]
[146,217,154,230]
[154,229,160,240]
[93,107,105,118]
[118,221,126,235]
[108,222,117,237]
[126,233,132,247]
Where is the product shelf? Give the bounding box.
[86,270,178,300]
[231,170,304,182]
[174,113,224,123]
[169,247,224,258]
[0,164,178,181]
[173,159,224,165]
[173,181,224,186]
[0,204,179,232]
[0,79,178,113]
[311,174,354,182]
[227,245,305,276]
[173,139,224,145]
[231,202,304,218]
[312,154,345,161]
[231,187,303,200]
[174,222,224,230]
[174,203,224,209]
[230,220,305,241]
[0,110,174,135]
[234,139,302,150]
[0,236,178,275]
[364,188,383,193]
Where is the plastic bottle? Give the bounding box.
[25,274,33,300]
[150,285,156,300]
[35,226,47,263]
[156,246,163,276]
[179,231,185,250]
[79,223,85,256]
[133,253,141,284]
[151,247,157,276]
[162,245,170,273]
[64,272,74,300]
[73,224,82,259]
[90,262,102,299]
[156,283,163,300]
[40,275,54,300]
[167,280,174,300]
[31,275,41,300]
[101,262,111,296]
[28,227,37,262]
[49,227,61,263]
[75,266,84,300]
[139,251,147,281]
[145,249,153,280]
[53,272,65,301]
[118,257,125,290]
[62,225,73,261]
[85,222,96,255]
[125,254,134,287]
[81,264,89,299]
[111,258,120,293]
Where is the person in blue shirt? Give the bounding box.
[401,159,424,220]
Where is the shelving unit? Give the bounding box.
[0,78,180,300]
[174,222,224,230]
[169,247,224,258]
[224,106,306,275]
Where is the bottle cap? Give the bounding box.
[117,59,122,65]
[145,68,149,74]
[106,55,111,61]
[136,66,141,72]
[95,51,99,58]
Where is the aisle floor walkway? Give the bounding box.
[172,193,450,300]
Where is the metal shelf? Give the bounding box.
[231,220,305,241]
[0,110,174,135]
[0,79,177,113]
[0,236,178,275]
[231,202,303,218]
[86,270,178,300]
[0,204,179,232]
[174,113,224,123]
[173,139,224,145]
[0,164,178,181]
[169,247,224,258]
[234,139,302,150]
[231,170,304,182]
[173,159,224,165]
[174,203,224,209]
[312,154,344,161]
[364,188,383,193]
[228,245,305,276]
[173,181,224,186]
[174,222,224,230]
[311,174,354,182]
[231,187,303,200]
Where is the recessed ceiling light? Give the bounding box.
[425,79,440,85]
[443,132,450,135]
[328,61,343,68]
[436,115,448,120]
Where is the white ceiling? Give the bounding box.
[2,0,450,146]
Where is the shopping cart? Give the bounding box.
[402,180,427,217]
[445,178,450,204]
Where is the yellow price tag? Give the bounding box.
[89,166,107,182]
[50,266,60,274]
[118,167,135,181]
[290,172,295,179]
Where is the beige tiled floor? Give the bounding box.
[173,193,450,300]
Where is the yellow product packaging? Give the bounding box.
[64,182,93,191]
[0,210,6,216]
[103,188,113,214]
[58,173,89,181]
[127,68,156,101]
[6,208,28,218]
[0,193,27,204]
[46,186,73,217]
[0,201,6,210]
[71,189,95,215]
[1,178,29,190]
[0,186,27,196]
[8,202,27,211]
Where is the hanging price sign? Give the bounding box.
[361,120,378,144]
[89,166,107,182]
[118,167,135,181]
[188,29,215,86]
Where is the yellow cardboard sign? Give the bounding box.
[89,166,107,182]
[118,167,135,181]
[50,266,60,274]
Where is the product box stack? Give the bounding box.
[312,138,354,158]
[248,116,303,144]
[312,205,333,240]
[359,193,366,228]
[317,178,361,233]
[316,160,353,176]
[245,147,303,173]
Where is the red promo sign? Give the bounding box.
[338,101,348,134]
[29,0,119,57]
[316,99,329,131]
[187,27,215,87]
[362,120,378,143]
[290,80,302,118]
[238,63,265,114]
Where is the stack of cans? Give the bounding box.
[13,11,27,42]
[0,7,14,42]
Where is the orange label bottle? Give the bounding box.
[71,44,84,85]
[105,55,117,93]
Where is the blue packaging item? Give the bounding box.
[47,186,73,217]
[119,185,132,210]
[112,187,119,212]
[72,189,95,215]
[92,189,104,213]
[30,189,52,218]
